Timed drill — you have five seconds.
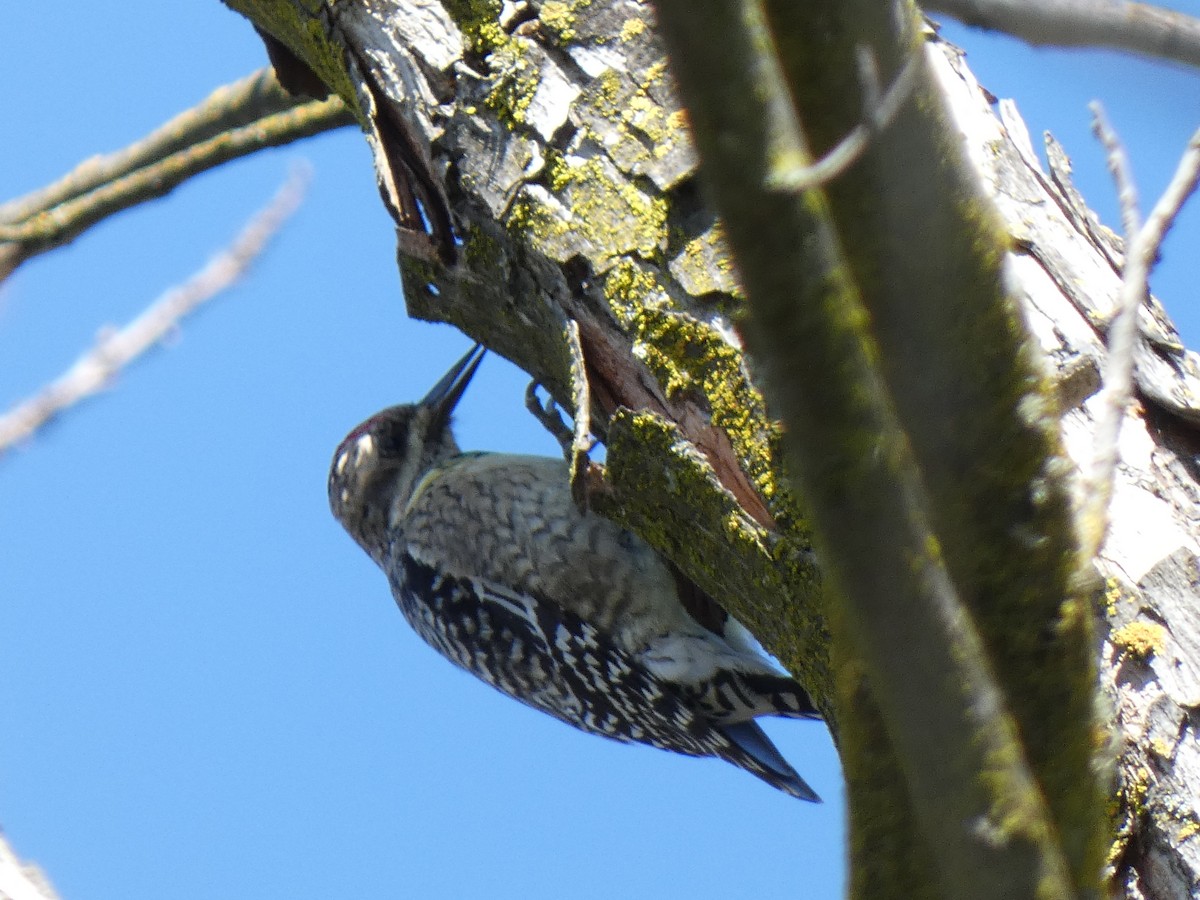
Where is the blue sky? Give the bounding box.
[1,4,1197,899]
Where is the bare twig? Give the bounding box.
[767,43,923,192]
[924,0,1200,70]
[0,70,352,281]
[0,166,311,455]
[1084,104,1200,559]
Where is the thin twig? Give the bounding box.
[1084,105,1200,559]
[522,323,597,510]
[1145,129,1200,248]
[767,43,923,191]
[0,166,311,455]
[924,0,1200,71]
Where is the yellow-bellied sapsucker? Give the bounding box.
[328,345,821,800]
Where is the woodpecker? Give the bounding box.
[328,344,822,801]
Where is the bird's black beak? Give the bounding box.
[422,343,486,426]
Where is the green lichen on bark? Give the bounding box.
[221,0,362,119]
[760,1,1106,890]
[602,257,670,320]
[442,0,506,55]
[668,222,740,298]
[831,630,940,900]
[460,221,506,271]
[600,258,808,533]
[1107,762,1151,872]
[441,0,541,127]
[548,154,668,259]
[598,409,830,701]
[576,64,689,179]
[641,312,777,497]
[538,0,590,44]
[483,40,539,125]
[505,155,668,267]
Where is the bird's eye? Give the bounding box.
[376,419,410,457]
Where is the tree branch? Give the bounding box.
[924,0,1200,70]
[652,1,1082,897]
[0,69,351,282]
[767,43,924,192]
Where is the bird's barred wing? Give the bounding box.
[393,552,819,801]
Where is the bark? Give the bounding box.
[924,0,1200,71]
[934,49,1200,900]
[220,1,1200,896]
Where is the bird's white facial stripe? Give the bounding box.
[334,433,379,510]
[334,432,378,477]
[354,433,377,464]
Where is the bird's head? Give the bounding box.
[328,344,485,561]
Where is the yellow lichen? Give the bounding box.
[1107,762,1153,870]
[485,40,539,125]
[643,60,668,85]
[539,1,578,42]
[619,17,646,41]
[1103,576,1123,618]
[442,0,505,55]
[581,66,681,173]
[602,260,668,327]
[1149,736,1174,760]
[1111,621,1166,660]
[544,155,668,261]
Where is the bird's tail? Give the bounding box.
[721,720,821,802]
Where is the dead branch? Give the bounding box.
[0,165,310,455]
[0,69,351,282]
[924,0,1200,70]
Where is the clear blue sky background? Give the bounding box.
[1,4,1197,899]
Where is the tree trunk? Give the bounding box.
[220,1,1200,896]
